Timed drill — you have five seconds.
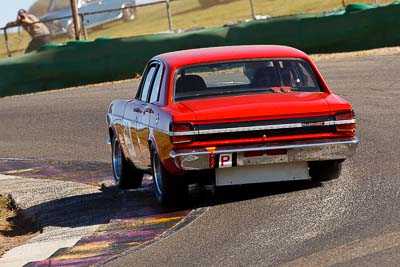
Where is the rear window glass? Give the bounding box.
[174,59,322,102]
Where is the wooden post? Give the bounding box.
[3,28,12,57]
[80,14,88,40]
[166,0,173,32]
[70,0,80,40]
[250,0,256,20]
[342,0,346,7]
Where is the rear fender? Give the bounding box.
[149,131,185,176]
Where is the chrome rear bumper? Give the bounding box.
[170,137,359,170]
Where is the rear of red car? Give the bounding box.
[161,50,358,186]
[135,45,360,205]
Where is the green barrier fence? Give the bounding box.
[1,2,400,97]
[0,26,228,97]
[225,2,400,53]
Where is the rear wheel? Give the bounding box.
[112,136,143,189]
[122,6,137,22]
[309,160,343,181]
[151,147,188,206]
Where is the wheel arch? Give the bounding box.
[109,126,116,141]
[148,136,157,154]
[148,135,185,176]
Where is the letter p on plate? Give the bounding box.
[219,153,232,168]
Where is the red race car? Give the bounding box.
[106,45,359,205]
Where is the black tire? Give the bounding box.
[214,185,233,198]
[309,160,343,181]
[151,146,188,206]
[112,136,143,189]
[122,7,137,22]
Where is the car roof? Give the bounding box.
[154,45,309,69]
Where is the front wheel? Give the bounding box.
[309,160,343,181]
[67,22,81,39]
[112,136,143,189]
[151,147,188,206]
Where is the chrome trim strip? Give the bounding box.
[198,123,304,134]
[170,130,198,136]
[324,119,356,126]
[169,119,356,136]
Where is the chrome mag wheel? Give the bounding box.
[112,137,122,184]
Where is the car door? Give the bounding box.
[121,64,157,168]
[126,63,158,167]
[136,62,162,166]
[137,62,164,166]
[121,98,142,167]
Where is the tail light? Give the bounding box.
[170,123,194,144]
[335,110,356,132]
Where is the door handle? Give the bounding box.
[133,108,141,113]
[144,108,154,114]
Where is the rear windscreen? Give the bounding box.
[174,59,322,102]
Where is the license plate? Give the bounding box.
[215,162,310,186]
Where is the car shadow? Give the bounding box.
[186,179,323,209]
[21,178,322,230]
[20,183,163,230]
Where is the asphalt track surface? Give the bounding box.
[1,54,400,266]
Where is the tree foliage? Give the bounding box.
[29,0,72,16]
[28,0,52,16]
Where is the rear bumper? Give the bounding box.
[170,137,359,170]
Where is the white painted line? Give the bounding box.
[3,168,37,174]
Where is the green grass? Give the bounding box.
[0,243,4,257]
[0,0,394,58]
[0,194,12,256]
[0,194,37,257]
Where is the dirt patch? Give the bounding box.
[311,46,400,61]
[0,194,38,257]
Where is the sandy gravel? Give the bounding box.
[311,46,400,61]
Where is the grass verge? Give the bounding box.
[0,0,394,58]
[0,194,37,257]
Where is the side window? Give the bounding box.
[139,65,157,102]
[297,62,318,87]
[150,65,163,103]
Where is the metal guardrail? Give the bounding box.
[0,0,171,57]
